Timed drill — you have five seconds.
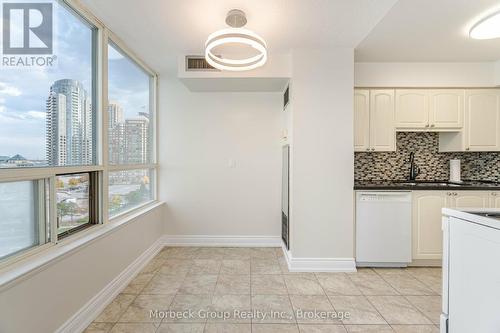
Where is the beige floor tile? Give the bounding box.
[347,272,399,296]
[220,259,250,275]
[195,248,226,259]
[122,272,154,294]
[405,269,442,295]
[109,323,157,333]
[158,259,194,276]
[285,275,325,295]
[391,325,439,333]
[189,259,222,275]
[316,273,362,296]
[252,274,288,295]
[209,294,251,323]
[250,248,278,259]
[215,274,250,294]
[404,296,441,324]
[159,247,200,259]
[83,322,114,333]
[289,295,340,324]
[224,248,252,259]
[178,274,218,294]
[252,295,296,323]
[345,325,394,332]
[252,324,300,333]
[298,324,347,332]
[204,323,251,333]
[377,273,436,296]
[329,296,386,325]
[157,323,205,332]
[142,274,184,294]
[118,294,174,323]
[251,259,282,275]
[366,296,432,325]
[94,294,136,322]
[141,258,165,274]
[167,294,212,323]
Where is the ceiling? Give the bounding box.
[356,0,500,62]
[80,0,397,73]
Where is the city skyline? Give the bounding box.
[0,3,150,161]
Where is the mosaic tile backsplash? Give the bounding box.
[354,132,500,182]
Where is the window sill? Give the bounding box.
[0,201,165,292]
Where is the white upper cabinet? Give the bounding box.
[370,90,396,151]
[395,90,429,129]
[429,90,463,129]
[396,89,464,130]
[465,89,500,151]
[354,89,395,152]
[354,90,370,152]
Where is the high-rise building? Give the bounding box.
[46,79,93,166]
[124,116,149,164]
[108,102,125,164]
[108,102,124,129]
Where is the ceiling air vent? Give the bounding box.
[185,56,219,71]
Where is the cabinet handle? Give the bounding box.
[454,192,458,196]
[366,148,370,151]
[466,147,470,151]
[447,192,451,196]
[425,124,430,128]
[371,148,375,151]
[493,193,498,196]
[430,124,435,127]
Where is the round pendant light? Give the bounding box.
[205,9,267,71]
[470,11,500,39]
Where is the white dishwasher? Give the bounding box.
[356,191,412,267]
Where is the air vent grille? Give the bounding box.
[185,56,219,71]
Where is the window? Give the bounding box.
[108,42,152,165]
[0,180,49,260]
[0,2,97,168]
[107,41,156,218]
[0,1,157,264]
[109,169,153,216]
[56,173,97,238]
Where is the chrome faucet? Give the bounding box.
[409,152,420,181]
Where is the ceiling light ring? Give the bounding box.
[204,10,268,71]
[469,10,500,39]
[205,35,267,65]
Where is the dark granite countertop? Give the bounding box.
[354,179,500,191]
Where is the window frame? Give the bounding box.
[0,0,158,268]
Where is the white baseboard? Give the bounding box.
[163,235,282,247]
[281,244,356,272]
[56,236,165,333]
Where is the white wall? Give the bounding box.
[289,48,355,259]
[159,77,282,237]
[355,62,497,87]
[0,204,164,333]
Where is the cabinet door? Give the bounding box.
[429,89,464,129]
[452,191,490,209]
[354,90,370,152]
[396,90,429,129]
[465,90,500,151]
[370,90,395,151]
[491,192,500,208]
[412,191,449,260]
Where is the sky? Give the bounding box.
[0,0,150,161]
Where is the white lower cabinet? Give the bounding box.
[412,190,493,261]
[412,191,449,260]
